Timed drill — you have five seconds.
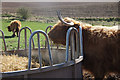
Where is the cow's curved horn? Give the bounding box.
[57,11,74,26]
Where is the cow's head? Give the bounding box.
[48,11,80,45]
[7,26,11,32]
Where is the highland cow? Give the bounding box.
[48,12,120,80]
[7,20,21,37]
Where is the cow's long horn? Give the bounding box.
[57,11,74,26]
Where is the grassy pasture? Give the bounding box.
[1,19,54,50]
[1,18,119,51]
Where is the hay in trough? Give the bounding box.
[0,54,40,72]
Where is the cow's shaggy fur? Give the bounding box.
[7,20,21,37]
[48,17,120,80]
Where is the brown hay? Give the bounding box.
[0,54,40,72]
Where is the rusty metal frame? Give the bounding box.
[45,25,53,33]
[18,26,35,50]
[45,25,53,49]
[1,26,84,79]
[66,26,83,62]
[45,26,59,49]
[65,26,83,79]
[0,29,7,51]
[79,26,83,57]
[28,30,53,70]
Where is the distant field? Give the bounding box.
[2,2,118,17]
[1,19,54,50]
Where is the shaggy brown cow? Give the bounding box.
[7,20,21,37]
[48,12,120,80]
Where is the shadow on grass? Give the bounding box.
[0,36,15,39]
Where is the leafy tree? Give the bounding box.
[17,7,31,20]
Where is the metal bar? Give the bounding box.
[45,26,53,49]
[28,30,53,70]
[76,31,80,58]
[25,28,27,50]
[71,32,75,60]
[28,35,32,70]
[0,30,7,51]
[79,26,84,80]
[66,27,80,79]
[70,37,72,60]
[37,33,42,68]
[45,25,53,49]
[27,27,35,49]
[46,36,53,66]
[66,26,83,62]
[18,30,21,50]
[79,26,83,57]
[66,27,78,62]
[45,25,53,33]
[18,27,35,50]
[66,29,70,62]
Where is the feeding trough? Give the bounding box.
[0,26,83,79]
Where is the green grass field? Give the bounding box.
[1,19,119,51]
[1,20,54,50]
